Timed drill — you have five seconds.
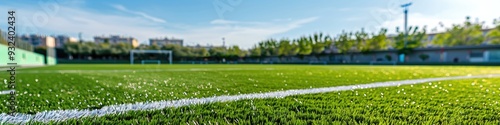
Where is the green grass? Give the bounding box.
[1,64,500,124]
[57,78,500,125]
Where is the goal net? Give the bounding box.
[130,50,172,65]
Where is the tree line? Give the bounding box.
[60,17,500,61]
[248,17,500,61]
[60,42,247,61]
[6,16,499,61]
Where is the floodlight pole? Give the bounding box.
[401,2,412,63]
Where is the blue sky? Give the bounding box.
[1,0,499,49]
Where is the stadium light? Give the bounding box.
[400,2,412,63]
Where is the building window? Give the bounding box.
[470,51,483,58]
[489,51,500,61]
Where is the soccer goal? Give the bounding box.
[130,50,172,65]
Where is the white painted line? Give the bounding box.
[16,68,277,74]
[0,90,15,95]
[0,65,45,70]
[0,74,499,124]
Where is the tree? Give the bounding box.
[288,40,300,57]
[257,42,268,57]
[225,45,244,60]
[163,44,187,59]
[264,39,279,56]
[353,29,370,54]
[63,42,81,59]
[297,36,312,59]
[335,31,355,62]
[393,26,427,55]
[432,16,485,47]
[149,44,161,50]
[208,46,226,60]
[431,32,451,47]
[311,33,325,55]
[249,45,261,58]
[311,33,331,60]
[95,43,111,59]
[487,29,500,45]
[367,28,389,51]
[110,42,132,60]
[195,48,210,57]
[487,21,500,45]
[278,38,292,60]
[181,47,194,59]
[80,42,96,60]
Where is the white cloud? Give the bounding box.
[182,17,319,48]
[209,19,267,25]
[110,4,166,23]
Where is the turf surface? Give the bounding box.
[60,78,500,125]
[1,64,500,124]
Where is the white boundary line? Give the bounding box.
[0,90,15,95]
[15,68,277,74]
[1,74,500,124]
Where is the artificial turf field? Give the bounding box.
[2,64,500,124]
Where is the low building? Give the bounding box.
[316,45,500,63]
[149,37,183,46]
[94,35,139,47]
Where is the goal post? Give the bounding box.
[130,50,172,65]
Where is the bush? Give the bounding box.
[385,55,392,61]
[419,54,430,61]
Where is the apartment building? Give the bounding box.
[19,34,56,48]
[94,35,139,47]
[149,37,183,46]
[53,35,78,48]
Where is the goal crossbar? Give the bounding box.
[130,50,172,65]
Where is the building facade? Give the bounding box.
[94,35,139,47]
[53,35,78,48]
[149,37,183,46]
[19,34,56,48]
